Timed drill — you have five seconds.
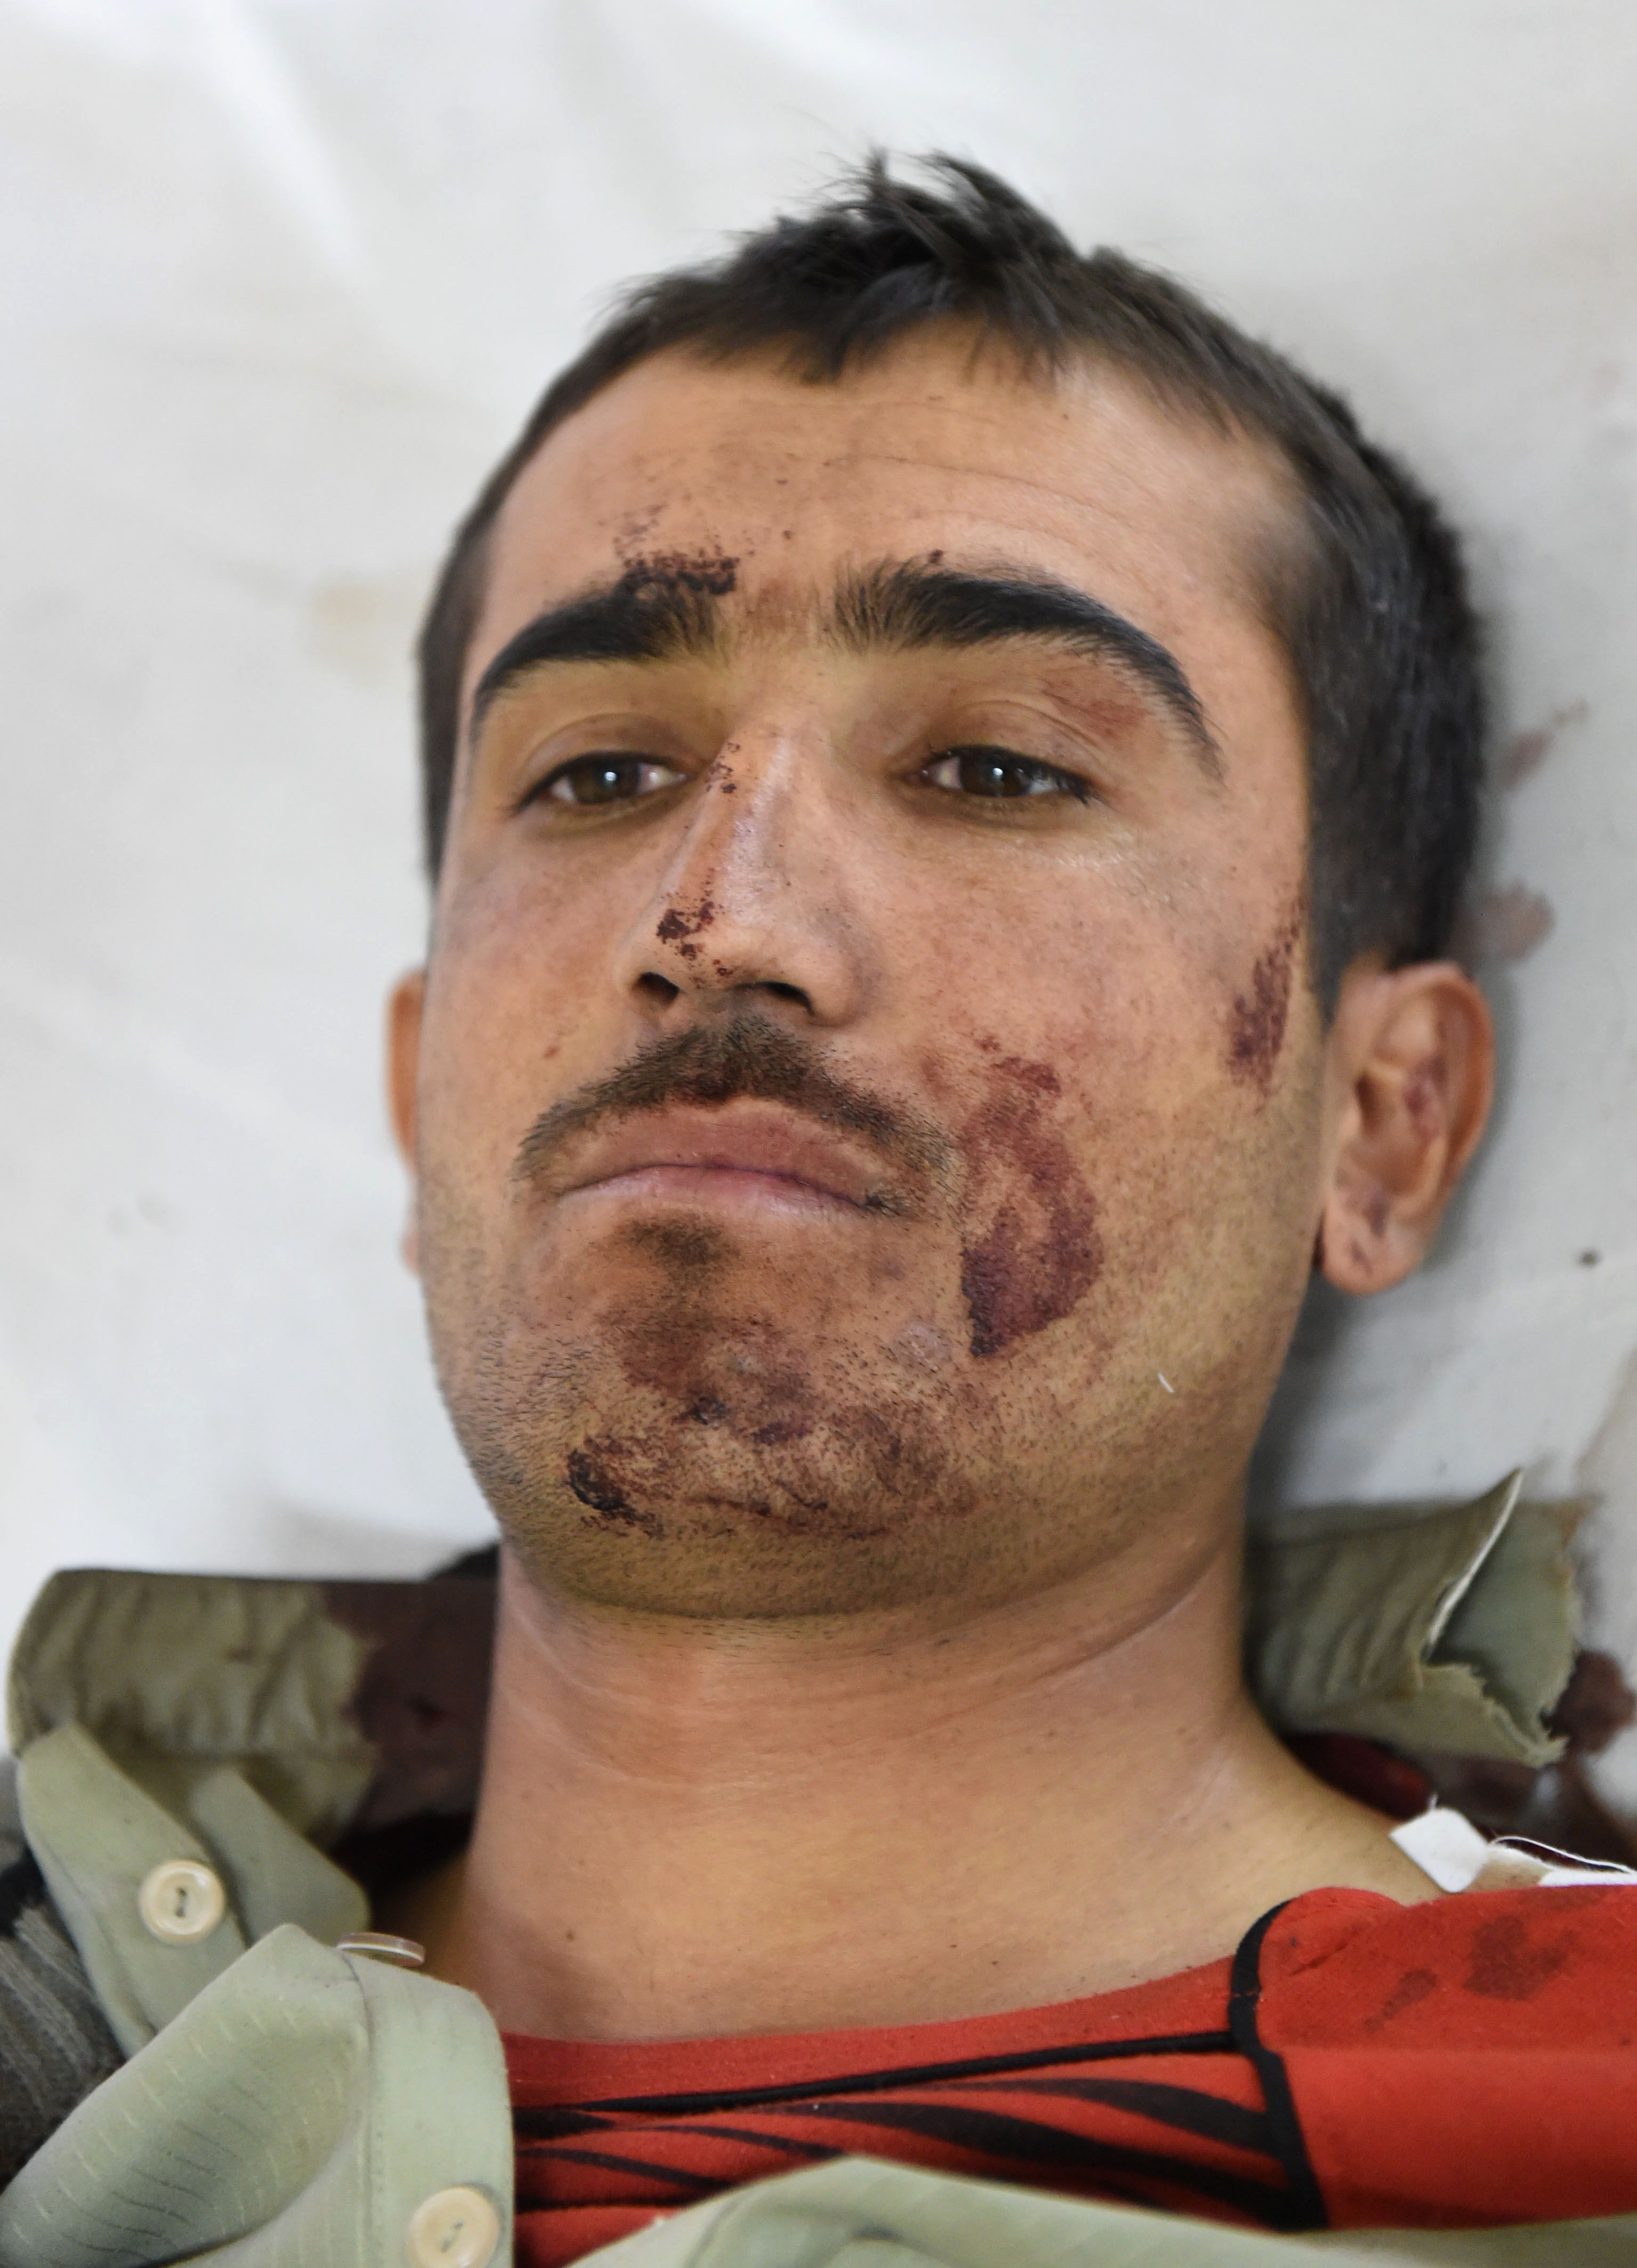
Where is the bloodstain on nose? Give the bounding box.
[958,1055,1104,1358]
[1228,904,1303,1092]
[657,898,716,962]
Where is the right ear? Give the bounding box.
[386,970,426,1271]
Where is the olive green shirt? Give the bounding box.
[1,1473,1627,2267]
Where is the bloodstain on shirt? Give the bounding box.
[507,1883,1637,2263]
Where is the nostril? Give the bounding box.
[635,971,681,1008]
[760,981,809,1008]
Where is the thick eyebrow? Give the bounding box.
[831,561,1220,774]
[468,572,726,743]
[468,557,1219,775]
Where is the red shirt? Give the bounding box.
[506,1885,1637,2265]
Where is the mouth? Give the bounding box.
[552,1102,907,1220]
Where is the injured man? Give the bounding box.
[3,157,1634,2268]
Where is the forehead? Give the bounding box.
[468,334,1295,690]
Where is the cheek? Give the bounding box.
[921,880,1226,1132]
[923,963,1229,1367]
[420,869,604,1184]
[955,1051,1104,1359]
[925,870,1309,1351]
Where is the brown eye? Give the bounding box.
[539,755,684,807]
[923,746,1089,802]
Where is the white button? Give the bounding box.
[406,2186,500,2268]
[137,1859,226,1944]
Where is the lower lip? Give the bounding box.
[561,1163,864,1219]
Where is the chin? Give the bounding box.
[485,1419,962,1609]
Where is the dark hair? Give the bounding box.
[417,155,1483,1006]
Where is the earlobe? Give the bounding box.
[1316,961,1494,1297]
[386,970,426,1273]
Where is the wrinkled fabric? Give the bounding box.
[9,1476,1579,1836]
[1246,1477,1578,1765]
[0,1837,121,2188]
[17,1723,365,2054]
[0,1924,512,2268]
[517,2156,1637,2268]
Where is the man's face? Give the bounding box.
[399,332,1331,1620]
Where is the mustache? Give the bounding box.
[512,1010,954,1201]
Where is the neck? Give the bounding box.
[399,1522,1432,2039]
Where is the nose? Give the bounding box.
[611,725,872,1028]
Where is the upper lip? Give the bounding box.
[549,1101,898,1211]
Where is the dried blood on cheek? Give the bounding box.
[1226,902,1303,1094]
[956,1055,1105,1359]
